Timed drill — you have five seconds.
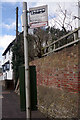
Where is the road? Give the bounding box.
[0,81,49,120]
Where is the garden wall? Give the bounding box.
[30,43,80,119]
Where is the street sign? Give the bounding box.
[29,5,48,28]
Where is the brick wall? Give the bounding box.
[30,44,79,92]
[30,43,80,118]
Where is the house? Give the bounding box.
[2,32,23,89]
[2,39,15,81]
[2,39,15,89]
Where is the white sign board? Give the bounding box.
[29,5,48,28]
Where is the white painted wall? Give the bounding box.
[2,49,13,80]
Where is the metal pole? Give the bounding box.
[13,7,18,88]
[23,2,31,119]
[16,7,18,42]
[78,1,80,38]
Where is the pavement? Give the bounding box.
[0,81,50,120]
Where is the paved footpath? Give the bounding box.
[1,82,50,120]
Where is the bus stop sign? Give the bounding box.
[29,5,48,28]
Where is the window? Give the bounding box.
[2,61,10,72]
[5,55,6,59]
[2,65,6,72]
[9,49,10,55]
[6,61,10,71]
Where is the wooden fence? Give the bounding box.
[43,27,80,56]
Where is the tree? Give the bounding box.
[12,33,24,87]
[46,26,73,50]
[28,34,35,61]
[12,26,73,86]
[33,28,49,58]
[49,3,75,32]
[11,32,38,86]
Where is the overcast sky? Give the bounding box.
[0,0,79,64]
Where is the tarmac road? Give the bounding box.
[1,81,49,120]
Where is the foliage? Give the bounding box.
[11,32,36,86]
[12,33,24,87]
[12,27,71,86]
[33,28,49,58]
[46,26,72,50]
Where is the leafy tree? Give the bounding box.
[33,28,49,58]
[12,26,72,87]
[11,32,36,87]
[12,33,24,87]
[46,26,74,51]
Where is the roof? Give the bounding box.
[2,39,15,56]
[2,32,23,56]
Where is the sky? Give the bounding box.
[0,0,79,65]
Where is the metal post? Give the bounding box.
[13,7,18,88]
[78,1,80,38]
[16,7,18,42]
[23,2,31,119]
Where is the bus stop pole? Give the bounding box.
[23,2,31,119]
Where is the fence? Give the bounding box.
[43,27,80,56]
[30,27,80,118]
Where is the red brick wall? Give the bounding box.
[30,43,79,93]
